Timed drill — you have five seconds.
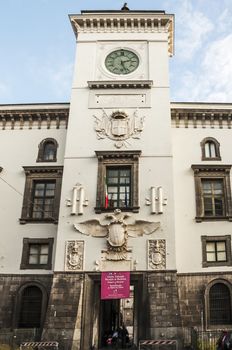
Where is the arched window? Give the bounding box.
[37,138,58,162]
[201,137,221,160]
[209,282,232,325]
[18,286,42,328]
[14,282,48,329]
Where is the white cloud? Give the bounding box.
[172,34,232,102]
[217,8,231,34]
[175,1,214,60]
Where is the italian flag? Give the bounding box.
[105,177,109,209]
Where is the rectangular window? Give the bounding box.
[20,238,54,270]
[20,166,63,224]
[206,241,226,262]
[95,150,141,213]
[201,235,231,267]
[31,181,56,219]
[192,165,232,222]
[202,179,224,216]
[28,243,49,265]
[107,167,131,209]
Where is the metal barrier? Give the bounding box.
[139,339,178,350]
[20,341,59,350]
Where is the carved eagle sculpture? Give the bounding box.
[74,209,160,249]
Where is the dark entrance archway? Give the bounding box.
[81,273,146,350]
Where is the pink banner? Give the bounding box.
[101,271,130,299]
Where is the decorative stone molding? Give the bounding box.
[0,104,69,130]
[148,239,166,270]
[65,240,84,271]
[145,186,167,214]
[66,184,88,215]
[171,104,232,129]
[93,109,145,148]
[88,80,153,89]
[74,209,160,261]
[70,12,174,56]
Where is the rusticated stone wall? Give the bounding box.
[177,272,232,328]
[0,274,52,330]
[146,271,182,339]
[42,272,84,349]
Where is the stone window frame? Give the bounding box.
[13,281,48,329]
[200,137,221,161]
[205,279,232,329]
[20,237,54,270]
[37,138,58,163]
[20,166,63,224]
[201,235,232,267]
[191,165,232,222]
[95,150,141,213]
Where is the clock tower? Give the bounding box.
[45,7,180,350]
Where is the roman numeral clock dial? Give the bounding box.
[105,49,139,75]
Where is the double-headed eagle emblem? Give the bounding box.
[74,209,160,260]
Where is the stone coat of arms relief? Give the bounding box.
[65,240,84,271]
[93,109,145,148]
[148,239,166,270]
[74,209,160,261]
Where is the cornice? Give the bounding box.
[23,166,63,175]
[95,150,141,160]
[70,13,174,56]
[88,80,153,89]
[171,106,232,129]
[0,106,69,130]
[191,164,232,173]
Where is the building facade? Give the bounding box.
[0,6,232,350]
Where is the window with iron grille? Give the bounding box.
[201,236,231,267]
[20,166,63,224]
[209,283,232,325]
[20,238,53,270]
[106,167,131,209]
[192,165,232,222]
[18,286,42,328]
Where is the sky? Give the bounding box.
[0,0,232,104]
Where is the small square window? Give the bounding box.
[28,244,49,265]
[202,235,232,267]
[20,238,54,270]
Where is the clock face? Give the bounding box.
[105,49,139,75]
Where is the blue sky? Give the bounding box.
[0,0,232,104]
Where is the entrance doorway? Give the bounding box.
[99,286,134,349]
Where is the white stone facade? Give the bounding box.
[0,7,232,350]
